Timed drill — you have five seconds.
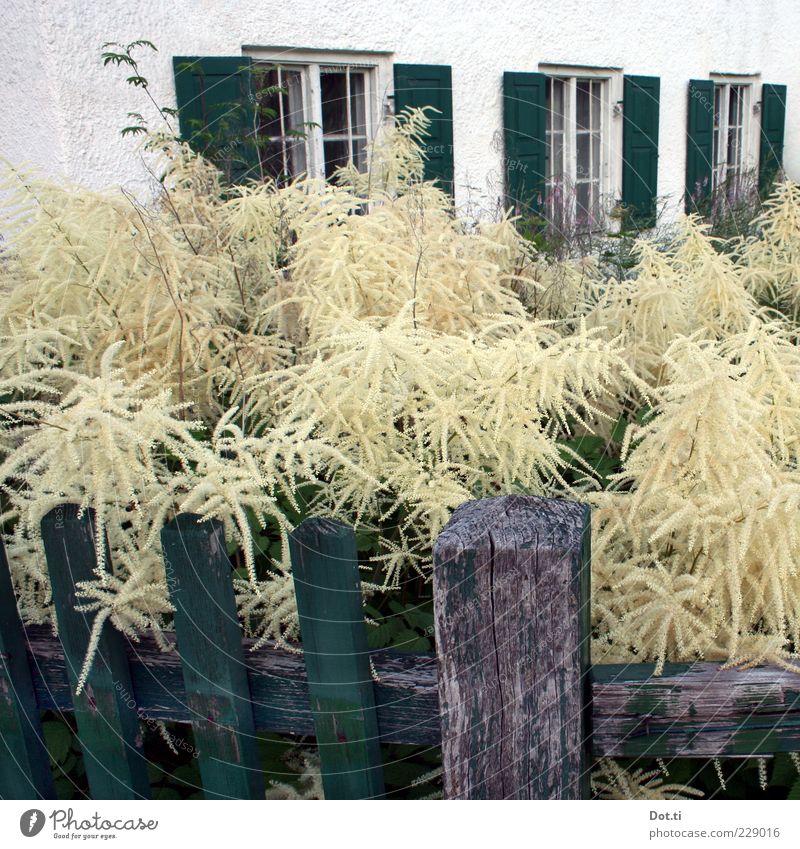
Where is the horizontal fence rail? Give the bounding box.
[12,627,800,758]
[2,495,800,801]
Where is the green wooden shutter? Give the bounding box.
[173,56,258,184]
[502,71,547,216]
[759,83,787,192]
[393,64,454,194]
[622,75,660,228]
[685,79,715,212]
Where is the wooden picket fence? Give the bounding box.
[2,495,800,800]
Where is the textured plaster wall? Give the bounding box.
[3,0,799,220]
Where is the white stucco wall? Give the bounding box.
[3,0,799,221]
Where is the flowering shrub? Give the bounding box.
[4,108,800,797]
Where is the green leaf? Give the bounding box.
[768,752,798,787]
[170,764,202,788]
[403,607,434,631]
[257,733,298,781]
[101,52,134,67]
[147,762,166,783]
[128,40,157,52]
[53,777,78,800]
[153,786,181,799]
[388,628,431,651]
[635,405,654,425]
[44,720,73,763]
[610,414,628,444]
[355,529,379,552]
[367,622,399,649]
[788,778,800,800]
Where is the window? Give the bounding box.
[711,81,753,193]
[540,67,623,232]
[255,67,306,182]
[320,68,368,178]
[247,49,392,183]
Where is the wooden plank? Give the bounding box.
[432,495,591,799]
[23,626,440,743]
[0,538,56,800]
[290,517,385,799]
[160,513,263,799]
[592,662,800,757]
[41,505,150,799]
[19,624,800,759]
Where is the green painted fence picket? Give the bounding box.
[289,518,385,799]
[0,538,55,800]
[40,506,151,800]
[161,514,263,800]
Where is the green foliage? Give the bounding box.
[596,755,800,801]
[100,41,174,137]
[365,598,434,652]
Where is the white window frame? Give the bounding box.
[245,47,394,181]
[539,64,624,231]
[708,73,760,193]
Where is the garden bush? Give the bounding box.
[3,104,800,798]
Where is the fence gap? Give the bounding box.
[41,505,151,799]
[290,517,385,799]
[432,494,591,799]
[161,513,263,800]
[0,537,56,800]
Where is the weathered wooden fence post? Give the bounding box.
[432,495,591,799]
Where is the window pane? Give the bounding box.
[590,81,601,130]
[350,72,367,136]
[255,67,282,138]
[289,140,307,176]
[576,80,590,130]
[551,78,565,132]
[729,85,742,126]
[592,132,601,180]
[576,133,590,180]
[323,139,349,178]
[552,132,564,178]
[545,132,551,178]
[254,67,308,181]
[259,139,287,181]
[321,72,348,135]
[576,181,591,224]
[714,85,722,129]
[728,126,743,169]
[352,138,367,171]
[284,69,305,135]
